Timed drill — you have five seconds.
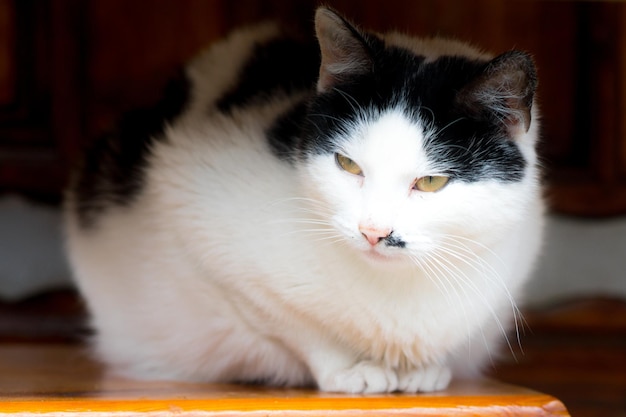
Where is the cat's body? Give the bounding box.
[65,8,543,393]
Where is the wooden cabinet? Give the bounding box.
[0,0,73,201]
[1,0,625,215]
[545,3,626,216]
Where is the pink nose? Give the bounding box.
[359,225,391,246]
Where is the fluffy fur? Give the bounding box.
[65,8,544,393]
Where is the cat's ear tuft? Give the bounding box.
[314,7,372,93]
[456,51,538,135]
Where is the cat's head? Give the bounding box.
[298,7,540,265]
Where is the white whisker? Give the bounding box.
[419,253,475,353]
[408,254,453,305]
[428,251,502,362]
[429,240,521,360]
[437,116,467,135]
[439,234,526,350]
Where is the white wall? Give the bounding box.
[0,196,71,300]
[525,214,626,306]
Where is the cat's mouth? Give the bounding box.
[359,243,405,263]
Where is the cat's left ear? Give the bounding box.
[314,7,373,93]
[456,51,538,135]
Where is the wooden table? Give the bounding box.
[0,344,570,416]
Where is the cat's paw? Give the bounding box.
[397,364,452,393]
[317,361,398,394]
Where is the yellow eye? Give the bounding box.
[414,176,449,192]
[335,153,363,176]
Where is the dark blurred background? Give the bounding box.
[0,1,624,416]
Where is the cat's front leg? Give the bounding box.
[303,344,398,393]
[303,339,451,393]
[313,360,452,393]
[397,364,452,393]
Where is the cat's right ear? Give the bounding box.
[314,7,373,93]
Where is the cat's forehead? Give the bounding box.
[342,109,431,174]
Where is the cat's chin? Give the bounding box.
[359,247,403,264]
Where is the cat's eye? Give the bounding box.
[413,176,449,192]
[335,153,363,176]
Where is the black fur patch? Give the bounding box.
[73,72,190,229]
[291,43,528,183]
[217,38,320,113]
[268,100,309,162]
[385,233,406,248]
[414,56,527,183]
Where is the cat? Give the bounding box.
[64,7,544,394]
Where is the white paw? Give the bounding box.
[318,361,398,394]
[397,365,452,393]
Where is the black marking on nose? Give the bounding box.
[384,233,406,248]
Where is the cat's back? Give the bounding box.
[186,22,319,118]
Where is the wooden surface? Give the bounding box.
[0,344,569,416]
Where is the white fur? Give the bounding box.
[65,24,543,394]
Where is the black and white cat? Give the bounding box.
[65,7,544,393]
